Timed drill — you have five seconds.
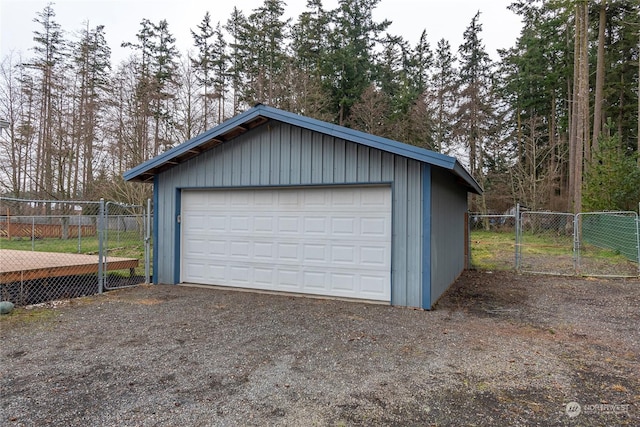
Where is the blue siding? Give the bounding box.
[421,164,432,309]
[155,121,424,307]
[430,167,468,306]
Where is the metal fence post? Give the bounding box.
[31,216,35,251]
[98,198,105,294]
[635,211,640,277]
[515,203,520,270]
[145,198,151,284]
[573,213,579,275]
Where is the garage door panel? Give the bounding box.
[254,216,274,232]
[278,242,300,261]
[230,216,250,232]
[209,240,227,256]
[230,265,250,282]
[229,241,251,259]
[278,216,300,233]
[360,246,388,266]
[331,245,355,264]
[254,267,274,285]
[303,216,327,234]
[331,273,355,292]
[303,270,327,289]
[360,275,387,295]
[253,242,274,260]
[361,218,388,236]
[303,244,327,263]
[181,187,391,302]
[331,217,356,235]
[207,264,226,282]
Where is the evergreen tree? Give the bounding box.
[211,22,229,123]
[323,0,390,125]
[72,23,111,198]
[430,38,457,154]
[583,133,640,211]
[191,12,216,129]
[225,7,249,114]
[27,3,66,198]
[456,11,496,212]
[123,19,180,159]
[288,0,331,118]
[245,0,290,106]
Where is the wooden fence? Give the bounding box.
[0,221,97,239]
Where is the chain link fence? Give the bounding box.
[470,207,639,278]
[577,212,639,277]
[518,212,575,275]
[0,197,151,306]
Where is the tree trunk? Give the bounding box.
[574,2,589,214]
[592,0,606,157]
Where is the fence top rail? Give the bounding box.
[470,214,516,218]
[1,214,143,220]
[523,211,574,216]
[0,196,101,205]
[577,211,638,217]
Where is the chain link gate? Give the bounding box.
[470,207,639,278]
[0,197,151,307]
[517,212,575,275]
[576,212,640,277]
[102,201,149,291]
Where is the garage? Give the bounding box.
[180,186,391,301]
[124,104,482,309]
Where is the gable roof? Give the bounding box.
[123,104,482,194]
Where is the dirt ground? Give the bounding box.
[1,270,638,426]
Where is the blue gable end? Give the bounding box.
[124,105,481,195]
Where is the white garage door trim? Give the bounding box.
[180,186,392,302]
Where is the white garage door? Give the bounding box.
[181,186,391,302]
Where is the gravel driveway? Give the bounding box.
[1,270,638,426]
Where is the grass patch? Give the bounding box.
[470,230,515,270]
[0,306,61,327]
[471,230,636,271]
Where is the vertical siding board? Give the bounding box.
[159,170,176,284]
[202,151,213,186]
[269,126,281,185]
[345,141,358,182]
[333,138,346,182]
[290,126,301,185]
[421,164,432,309]
[311,132,323,183]
[280,124,291,184]
[406,160,422,307]
[381,152,394,181]
[391,156,408,306]
[213,146,224,185]
[369,149,382,181]
[254,130,271,185]
[231,136,243,185]
[241,133,252,186]
[357,145,370,181]
[322,135,335,183]
[221,143,233,186]
[300,129,312,184]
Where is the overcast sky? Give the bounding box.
[1,0,523,64]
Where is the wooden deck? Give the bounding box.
[0,249,139,284]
